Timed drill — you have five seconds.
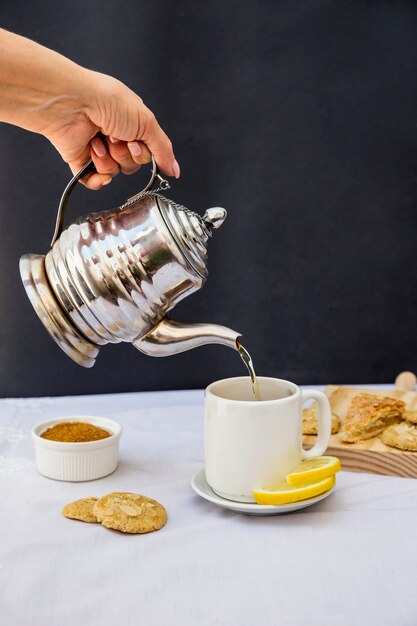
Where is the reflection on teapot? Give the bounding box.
[19,158,240,367]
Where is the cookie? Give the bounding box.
[382,421,417,452]
[404,410,417,425]
[62,497,98,523]
[302,404,341,435]
[93,492,167,534]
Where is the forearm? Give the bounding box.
[0,28,90,135]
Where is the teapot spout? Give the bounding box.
[133,317,241,357]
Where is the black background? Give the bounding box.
[0,0,416,397]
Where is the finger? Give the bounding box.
[91,137,120,177]
[68,159,112,190]
[136,141,152,163]
[81,172,113,190]
[140,109,180,178]
[126,140,152,166]
[121,164,141,176]
[106,138,144,174]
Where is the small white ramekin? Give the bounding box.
[32,415,122,481]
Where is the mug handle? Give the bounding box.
[301,390,332,459]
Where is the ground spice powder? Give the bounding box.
[41,422,111,442]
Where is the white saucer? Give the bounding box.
[191,469,335,516]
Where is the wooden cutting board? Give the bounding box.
[303,385,417,478]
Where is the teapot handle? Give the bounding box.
[50,147,168,247]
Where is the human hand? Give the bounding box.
[45,71,180,190]
[0,30,179,190]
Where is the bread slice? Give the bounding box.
[339,393,405,443]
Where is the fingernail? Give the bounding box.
[172,159,181,179]
[91,138,106,158]
[102,177,112,186]
[109,136,119,144]
[127,141,142,157]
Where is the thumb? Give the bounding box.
[140,109,180,178]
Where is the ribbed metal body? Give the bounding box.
[45,194,206,345]
[19,192,237,367]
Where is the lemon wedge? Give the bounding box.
[253,475,335,505]
[286,456,342,487]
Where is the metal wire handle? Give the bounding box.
[50,154,169,247]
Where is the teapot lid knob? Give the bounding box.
[203,207,227,230]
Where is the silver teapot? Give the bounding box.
[19,158,240,367]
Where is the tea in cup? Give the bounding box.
[204,376,332,503]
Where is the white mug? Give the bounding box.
[204,377,332,502]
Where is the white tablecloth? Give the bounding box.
[1,387,417,626]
